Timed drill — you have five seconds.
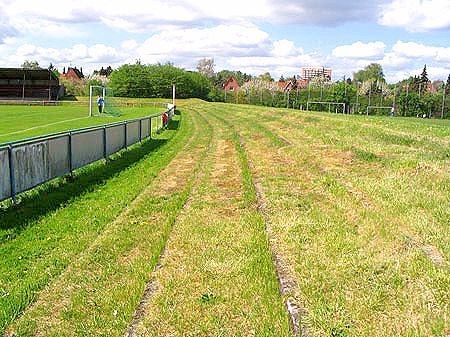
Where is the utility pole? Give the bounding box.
[441,85,446,119]
[307,81,311,110]
[344,75,347,96]
[355,82,359,114]
[406,83,409,117]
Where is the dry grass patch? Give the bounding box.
[209,102,449,336]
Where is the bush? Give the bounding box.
[109,63,211,99]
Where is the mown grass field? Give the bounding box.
[1,100,449,336]
[0,104,165,144]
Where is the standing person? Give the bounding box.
[97,96,104,114]
[162,111,168,128]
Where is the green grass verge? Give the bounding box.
[0,113,185,335]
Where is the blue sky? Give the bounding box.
[0,0,449,83]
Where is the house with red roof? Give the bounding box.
[277,79,309,92]
[60,67,84,81]
[223,77,240,92]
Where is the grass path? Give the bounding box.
[133,105,291,336]
[207,102,449,336]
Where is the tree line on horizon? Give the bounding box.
[20,59,450,118]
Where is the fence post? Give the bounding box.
[68,131,73,175]
[8,145,16,202]
[124,121,128,149]
[139,119,142,143]
[103,126,107,159]
[149,117,152,139]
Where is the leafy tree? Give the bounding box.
[330,81,356,105]
[353,63,385,83]
[109,62,211,99]
[93,66,113,77]
[279,75,286,82]
[212,70,252,87]
[446,74,450,90]
[21,60,41,70]
[196,58,215,78]
[258,72,274,82]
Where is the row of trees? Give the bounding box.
[19,59,450,118]
[208,62,449,118]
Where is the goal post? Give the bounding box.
[89,85,122,117]
[366,106,394,116]
[307,101,346,114]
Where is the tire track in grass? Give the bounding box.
[124,108,214,337]
[223,104,450,268]
[218,103,449,336]
[209,108,307,337]
[134,106,291,336]
[4,109,212,337]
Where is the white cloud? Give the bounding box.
[332,41,386,59]
[379,0,450,32]
[136,24,272,62]
[271,40,303,57]
[392,41,450,62]
[0,0,386,37]
[0,21,326,80]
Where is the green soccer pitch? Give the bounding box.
[0,104,165,144]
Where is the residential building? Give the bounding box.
[277,79,309,92]
[223,77,240,92]
[60,67,84,81]
[301,67,332,81]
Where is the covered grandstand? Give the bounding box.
[0,68,61,101]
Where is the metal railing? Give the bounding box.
[0,104,174,202]
[0,99,172,108]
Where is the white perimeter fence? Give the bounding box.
[0,103,175,202]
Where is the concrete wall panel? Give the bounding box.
[126,121,140,147]
[0,148,11,201]
[72,130,104,169]
[106,125,125,156]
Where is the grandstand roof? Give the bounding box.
[0,68,58,81]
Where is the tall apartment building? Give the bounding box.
[301,67,332,81]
